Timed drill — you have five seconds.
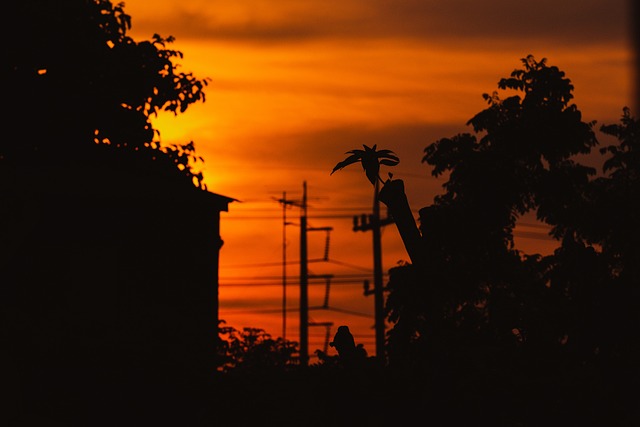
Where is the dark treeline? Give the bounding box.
[3,1,228,426]
[2,1,638,426]
[377,56,639,426]
[330,56,639,425]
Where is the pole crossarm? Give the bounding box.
[352,214,394,232]
[307,226,333,232]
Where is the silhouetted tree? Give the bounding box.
[2,2,225,425]
[591,107,640,281]
[217,323,299,373]
[578,108,640,372]
[4,0,208,188]
[354,56,640,425]
[381,56,599,370]
[367,58,640,426]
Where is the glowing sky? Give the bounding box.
[123,0,635,356]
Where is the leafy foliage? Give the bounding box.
[160,141,208,189]
[331,144,399,185]
[599,107,640,175]
[4,0,209,188]
[382,55,636,382]
[217,323,299,373]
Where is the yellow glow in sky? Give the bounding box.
[124,0,635,356]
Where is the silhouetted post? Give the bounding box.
[354,181,394,362]
[634,0,640,113]
[283,192,287,340]
[279,192,291,341]
[300,181,309,366]
[372,180,385,362]
[378,179,423,266]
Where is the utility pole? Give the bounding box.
[353,180,394,362]
[277,192,295,341]
[299,181,309,366]
[298,182,333,366]
[282,192,287,341]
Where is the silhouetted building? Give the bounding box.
[1,149,235,421]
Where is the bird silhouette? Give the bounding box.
[330,325,357,364]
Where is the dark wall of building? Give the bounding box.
[1,158,229,422]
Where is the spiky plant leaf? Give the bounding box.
[330,144,399,185]
[330,151,365,175]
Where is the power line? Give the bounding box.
[220,281,367,287]
[221,273,375,281]
[311,306,371,318]
[222,304,371,318]
[222,260,300,269]
[222,306,302,315]
[224,214,361,220]
[323,258,372,272]
[219,281,370,288]
[220,257,367,270]
[222,219,555,240]
[227,206,373,212]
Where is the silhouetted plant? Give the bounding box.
[384,55,611,375]
[217,323,299,373]
[330,144,399,185]
[331,145,425,265]
[591,107,640,259]
[580,108,640,370]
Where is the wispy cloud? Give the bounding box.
[128,0,630,47]
[120,0,634,345]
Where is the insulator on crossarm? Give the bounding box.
[363,279,370,296]
[324,232,330,261]
[323,277,331,308]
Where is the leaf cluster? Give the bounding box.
[217,322,299,373]
[382,55,639,378]
[4,0,210,187]
[331,144,399,185]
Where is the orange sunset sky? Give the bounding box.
[122,0,635,358]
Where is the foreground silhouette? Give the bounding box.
[4,0,638,424]
[331,57,639,426]
[3,2,233,425]
[328,325,369,369]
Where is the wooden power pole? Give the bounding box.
[353,180,394,362]
[297,182,334,366]
[299,181,309,366]
[276,192,296,341]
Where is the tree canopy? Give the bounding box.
[381,56,638,384]
[4,0,209,188]
[3,4,227,424]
